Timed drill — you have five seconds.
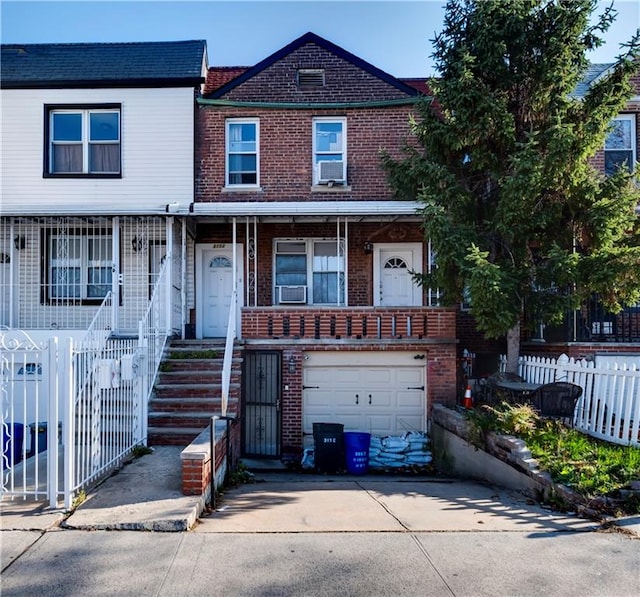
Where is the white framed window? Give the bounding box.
[274,239,345,305]
[46,105,121,176]
[605,114,636,176]
[226,119,259,187]
[47,233,113,303]
[313,117,346,185]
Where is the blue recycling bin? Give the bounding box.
[2,422,24,466]
[344,431,371,475]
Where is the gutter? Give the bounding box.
[196,97,429,109]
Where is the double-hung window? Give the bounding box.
[46,232,113,303]
[274,239,345,305]
[605,114,636,176]
[46,105,121,176]
[313,118,346,185]
[226,119,259,187]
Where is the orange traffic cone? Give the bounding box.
[462,385,473,409]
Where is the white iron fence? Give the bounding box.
[513,354,640,447]
[1,261,171,508]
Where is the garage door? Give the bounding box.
[302,351,426,437]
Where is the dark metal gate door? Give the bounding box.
[242,351,281,457]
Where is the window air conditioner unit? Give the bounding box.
[278,285,307,304]
[318,161,345,185]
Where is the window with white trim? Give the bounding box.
[313,118,346,185]
[46,105,121,176]
[274,239,344,305]
[46,232,113,303]
[226,119,259,187]
[605,114,636,176]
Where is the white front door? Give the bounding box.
[196,244,243,338]
[374,243,422,306]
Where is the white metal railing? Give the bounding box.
[512,353,640,447]
[1,254,173,508]
[138,257,171,407]
[0,331,55,505]
[221,290,238,416]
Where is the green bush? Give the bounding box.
[466,402,640,513]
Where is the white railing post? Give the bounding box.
[62,337,75,510]
[46,337,59,508]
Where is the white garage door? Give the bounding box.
[303,351,426,437]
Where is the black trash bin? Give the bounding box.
[28,422,48,457]
[313,422,344,474]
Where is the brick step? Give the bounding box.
[149,396,224,410]
[153,384,240,400]
[156,371,223,384]
[148,427,204,447]
[148,411,218,428]
[149,338,243,446]
[169,339,227,347]
[159,357,242,372]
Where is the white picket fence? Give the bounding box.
[512,354,640,447]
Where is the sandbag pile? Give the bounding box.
[368,431,432,469]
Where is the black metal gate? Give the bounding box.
[242,351,281,457]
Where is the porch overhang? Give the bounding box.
[191,200,423,220]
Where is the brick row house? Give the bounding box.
[193,33,456,460]
[1,34,638,474]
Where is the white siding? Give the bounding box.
[1,87,195,215]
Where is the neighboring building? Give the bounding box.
[457,63,640,374]
[194,32,457,459]
[1,40,208,337]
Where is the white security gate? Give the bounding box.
[302,351,427,437]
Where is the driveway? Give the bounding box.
[195,472,597,534]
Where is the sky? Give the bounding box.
[1,0,639,78]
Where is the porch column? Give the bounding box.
[165,217,174,335]
[111,217,120,333]
[181,219,187,339]
[245,216,257,307]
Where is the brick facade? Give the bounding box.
[196,104,415,202]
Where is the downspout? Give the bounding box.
[181,219,187,339]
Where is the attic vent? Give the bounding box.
[297,69,325,88]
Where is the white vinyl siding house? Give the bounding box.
[1,87,196,214]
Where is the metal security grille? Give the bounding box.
[0,216,182,334]
[242,351,281,457]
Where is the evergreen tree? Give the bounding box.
[383,0,640,371]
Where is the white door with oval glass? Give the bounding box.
[374,243,422,306]
[196,244,243,338]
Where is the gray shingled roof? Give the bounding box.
[1,40,206,88]
[573,62,615,98]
